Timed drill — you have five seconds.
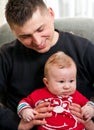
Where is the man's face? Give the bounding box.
[12,8,58,53]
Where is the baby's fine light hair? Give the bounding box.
[44,51,76,77]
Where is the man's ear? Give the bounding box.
[43,77,49,87]
[48,7,55,17]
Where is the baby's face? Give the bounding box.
[44,64,77,98]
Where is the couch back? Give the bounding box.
[54,18,94,43]
[0,18,94,45]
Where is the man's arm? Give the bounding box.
[79,118,94,130]
[0,106,20,130]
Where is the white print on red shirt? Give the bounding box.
[35,96,84,130]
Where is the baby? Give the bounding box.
[17,51,94,130]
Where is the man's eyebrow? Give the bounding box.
[36,24,44,31]
[19,34,32,38]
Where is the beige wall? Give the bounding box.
[0,0,8,27]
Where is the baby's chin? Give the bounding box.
[58,94,69,98]
[62,95,69,98]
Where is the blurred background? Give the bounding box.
[0,0,94,27]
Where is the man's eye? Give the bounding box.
[37,26,44,32]
[38,28,43,32]
[20,35,31,39]
[21,37,27,39]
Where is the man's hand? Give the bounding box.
[69,103,82,119]
[69,103,94,130]
[18,102,53,130]
[18,118,46,130]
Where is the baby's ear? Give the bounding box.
[43,77,48,87]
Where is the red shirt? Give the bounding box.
[19,87,88,130]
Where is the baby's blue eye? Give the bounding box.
[70,80,74,83]
[60,81,64,83]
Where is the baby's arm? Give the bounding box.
[17,102,38,122]
[81,101,94,122]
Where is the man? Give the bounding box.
[0,0,94,129]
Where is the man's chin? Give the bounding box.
[36,48,50,53]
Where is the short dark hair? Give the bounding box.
[5,0,47,27]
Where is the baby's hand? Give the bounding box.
[21,108,38,122]
[81,104,94,122]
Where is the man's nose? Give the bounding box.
[32,34,42,45]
